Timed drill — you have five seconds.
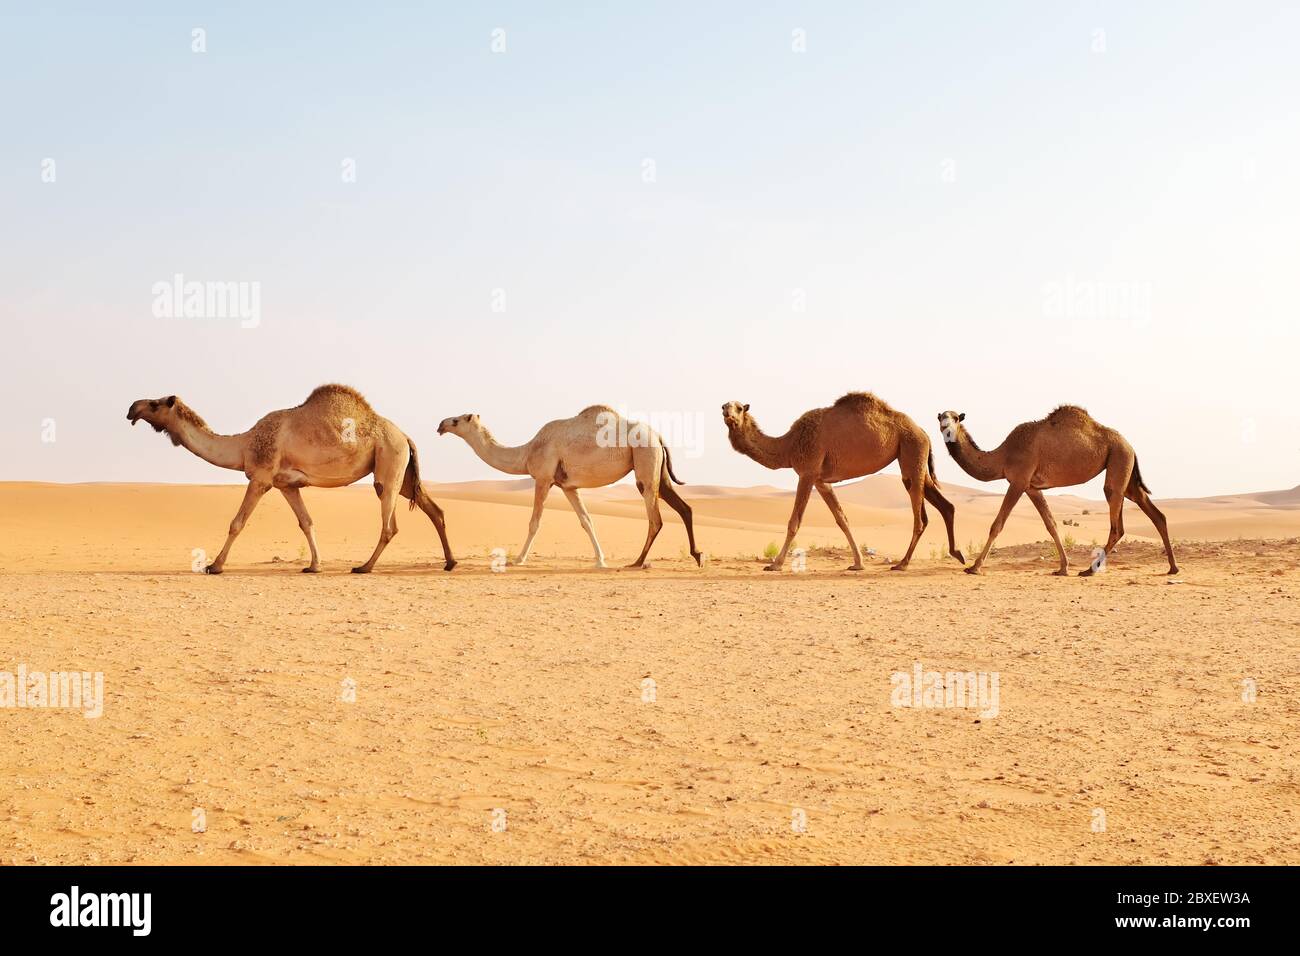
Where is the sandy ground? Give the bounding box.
[1,479,1298,864]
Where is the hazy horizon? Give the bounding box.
[4,2,1297,499]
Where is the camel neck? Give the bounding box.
[944,429,1003,483]
[169,417,247,471]
[463,427,531,476]
[729,422,791,470]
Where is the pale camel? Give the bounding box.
[937,406,1178,576]
[437,406,701,568]
[127,384,456,574]
[721,393,964,572]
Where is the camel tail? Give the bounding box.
[663,446,685,485]
[1132,456,1151,494]
[927,450,941,489]
[404,436,423,510]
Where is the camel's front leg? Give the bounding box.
[966,483,1025,575]
[562,488,606,568]
[815,481,863,570]
[515,480,552,565]
[206,480,270,574]
[281,487,321,573]
[766,476,813,571]
[1026,489,1068,575]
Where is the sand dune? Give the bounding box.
[1,481,1297,865]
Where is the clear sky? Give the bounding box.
[3,2,1297,497]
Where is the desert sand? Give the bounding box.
[1,477,1297,864]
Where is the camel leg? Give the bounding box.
[892,472,928,571]
[1026,489,1068,576]
[767,476,813,571]
[658,479,702,566]
[815,481,863,570]
[627,448,664,568]
[923,480,965,564]
[353,447,407,574]
[1080,454,1132,577]
[281,487,321,573]
[1126,481,1179,575]
[562,487,607,568]
[206,480,270,574]
[516,480,552,565]
[352,482,401,573]
[406,484,457,571]
[966,483,1026,575]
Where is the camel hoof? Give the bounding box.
[890,563,908,572]
[301,566,320,574]
[1050,569,1069,577]
[762,563,782,572]
[351,566,371,574]
[952,551,967,565]
[623,562,647,570]
[1078,568,1094,577]
[846,564,865,572]
[444,560,457,572]
[963,566,982,576]
[1168,567,1180,575]
[204,565,222,575]
[692,552,703,567]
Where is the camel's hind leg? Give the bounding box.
[1026,489,1068,576]
[206,480,270,574]
[658,478,702,566]
[892,470,928,571]
[627,447,664,568]
[1126,479,1179,575]
[768,475,813,571]
[562,488,607,568]
[966,483,1026,574]
[815,481,863,570]
[281,487,321,572]
[516,479,552,565]
[404,482,456,571]
[1080,452,1133,577]
[923,480,965,564]
[353,447,407,574]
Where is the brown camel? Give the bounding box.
[127,384,456,574]
[721,393,964,572]
[937,406,1178,576]
[438,406,701,569]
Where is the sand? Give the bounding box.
[1,479,1297,864]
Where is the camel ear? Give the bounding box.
[742,404,750,412]
[165,395,177,408]
[958,413,965,422]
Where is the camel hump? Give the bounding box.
[1046,404,1092,425]
[578,403,618,418]
[302,383,375,413]
[832,391,887,411]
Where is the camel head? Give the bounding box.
[437,413,481,438]
[127,395,183,443]
[720,401,751,433]
[937,410,966,445]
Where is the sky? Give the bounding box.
[2,1,1297,498]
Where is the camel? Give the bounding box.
[437,406,701,569]
[126,384,456,574]
[721,393,964,572]
[937,406,1178,576]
